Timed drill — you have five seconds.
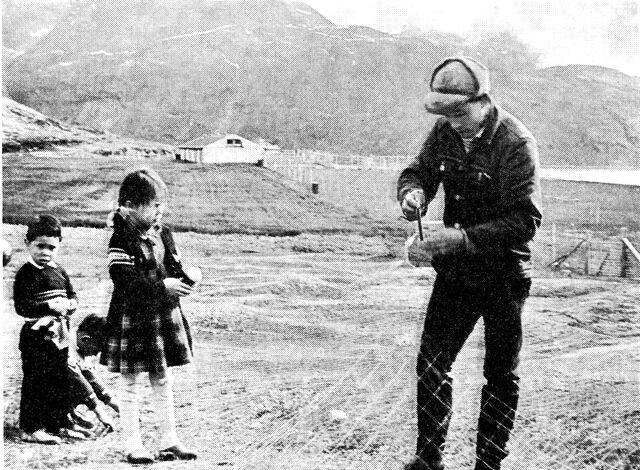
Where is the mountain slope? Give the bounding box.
[1,96,174,156]
[2,98,392,237]
[4,0,639,166]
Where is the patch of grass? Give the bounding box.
[2,154,395,237]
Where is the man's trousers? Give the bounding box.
[415,273,531,469]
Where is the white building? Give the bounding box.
[177,134,277,164]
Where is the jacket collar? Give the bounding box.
[28,256,57,270]
[477,101,501,146]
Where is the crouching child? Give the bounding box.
[67,313,120,434]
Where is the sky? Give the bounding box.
[304,0,640,76]
[11,0,640,76]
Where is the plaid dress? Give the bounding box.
[100,215,193,373]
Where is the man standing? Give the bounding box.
[398,57,542,470]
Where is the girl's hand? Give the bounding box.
[163,278,193,297]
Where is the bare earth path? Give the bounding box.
[3,225,639,469]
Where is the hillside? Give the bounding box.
[2,97,394,236]
[1,96,175,157]
[3,0,640,166]
[2,154,396,236]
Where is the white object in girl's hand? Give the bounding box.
[182,266,202,286]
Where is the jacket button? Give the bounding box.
[454,194,462,201]
[454,223,461,229]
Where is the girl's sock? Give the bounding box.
[149,369,179,449]
[119,372,145,453]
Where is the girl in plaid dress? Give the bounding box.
[100,168,197,464]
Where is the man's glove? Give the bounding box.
[406,227,468,266]
[400,189,426,221]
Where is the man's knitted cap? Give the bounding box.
[424,56,491,116]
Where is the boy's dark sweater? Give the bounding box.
[13,261,77,320]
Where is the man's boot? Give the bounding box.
[474,384,518,470]
[404,454,445,470]
[411,371,452,470]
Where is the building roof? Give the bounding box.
[178,133,275,150]
[178,134,225,149]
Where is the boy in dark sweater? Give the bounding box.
[13,214,77,444]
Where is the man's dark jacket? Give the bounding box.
[397,102,542,279]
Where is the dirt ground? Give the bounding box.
[3,224,639,470]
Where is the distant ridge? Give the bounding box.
[4,0,640,167]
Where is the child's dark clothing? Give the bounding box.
[13,260,77,434]
[67,360,114,412]
[100,215,193,374]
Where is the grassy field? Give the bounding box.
[3,224,639,469]
[3,152,639,469]
[291,167,640,234]
[1,154,398,237]
[5,155,639,239]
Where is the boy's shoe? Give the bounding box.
[94,404,115,429]
[68,423,94,438]
[126,447,155,464]
[20,429,62,444]
[70,410,95,429]
[97,423,114,436]
[58,427,89,440]
[158,443,197,461]
[107,398,120,413]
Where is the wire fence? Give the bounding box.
[3,221,638,469]
[3,157,639,468]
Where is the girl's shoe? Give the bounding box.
[158,443,197,461]
[20,429,62,444]
[126,447,155,464]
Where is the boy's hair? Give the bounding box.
[76,314,106,357]
[26,214,62,242]
[117,168,167,207]
[77,313,106,339]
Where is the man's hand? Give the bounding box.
[406,234,431,266]
[401,189,426,221]
[406,227,467,266]
[163,278,193,297]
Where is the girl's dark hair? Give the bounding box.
[117,168,167,207]
[26,214,62,242]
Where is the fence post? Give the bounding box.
[585,230,592,275]
[620,227,628,278]
[551,222,557,264]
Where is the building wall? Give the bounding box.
[179,148,202,163]
[202,146,265,163]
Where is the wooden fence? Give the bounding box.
[266,159,640,279]
[266,150,412,170]
[537,226,640,278]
